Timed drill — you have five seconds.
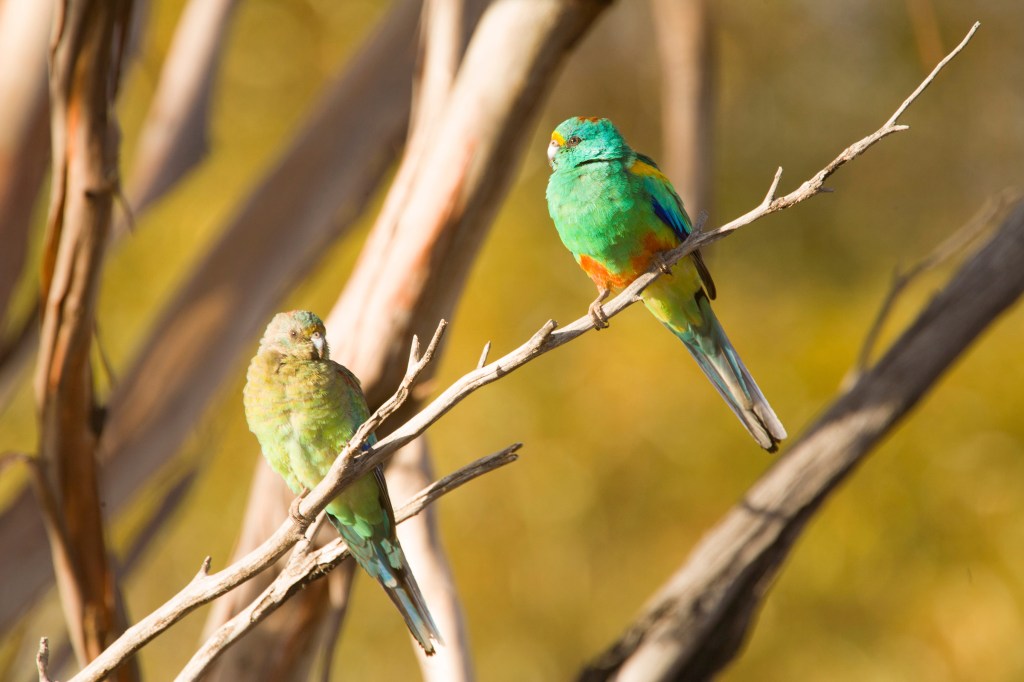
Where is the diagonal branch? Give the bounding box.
[67,442,519,682]
[0,0,423,634]
[209,2,611,677]
[64,323,457,682]
[55,18,979,681]
[121,0,239,222]
[175,445,520,681]
[578,194,1024,682]
[583,21,981,335]
[850,188,1020,375]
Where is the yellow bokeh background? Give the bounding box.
[3,1,1024,680]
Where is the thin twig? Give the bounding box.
[476,341,491,369]
[63,22,979,681]
[851,188,1019,376]
[589,22,981,328]
[292,320,448,523]
[579,195,1024,682]
[37,637,53,682]
[174,444,520,681]
[885,20,979,127]
[68,321,451,682]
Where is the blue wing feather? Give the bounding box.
[635,153,694,241]
[632,153,716,299]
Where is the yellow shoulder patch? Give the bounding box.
[629,157,670,182]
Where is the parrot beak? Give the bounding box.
[547,139,560,168]
[311,333,325,360]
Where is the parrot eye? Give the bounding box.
[565,135,582,148]
[289,330,298,338]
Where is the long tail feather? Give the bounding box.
[383,571,444,656]
[329,515,443,655]
[643,279,787,451]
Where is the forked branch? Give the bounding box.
[58,19,980,682]
[175,445,520,681]
[580,195,1024,682]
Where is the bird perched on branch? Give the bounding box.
[243,310,441,654]
[545,116,786,452]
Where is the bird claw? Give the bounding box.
[653,252,673,276]
[588,288,610,329]
[289,488,310,529]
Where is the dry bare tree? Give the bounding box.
[0,3,1009,681]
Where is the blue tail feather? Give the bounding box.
[643,284,786,451]
[330,515,443,655]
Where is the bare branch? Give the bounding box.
[173,444,520,681]
[209,0,612,675]
[885,20,978,127]
[851,188,1020,375]
[64,321,510,682]
[58,18,979,680]
[579,193,1024,682]
[37,637,52,682]
[569,21,982,335]
[476,341,491,369]
[396,444,521,518]
[762,167,783,205]
[0,0,424,632]
[67,514,315,681]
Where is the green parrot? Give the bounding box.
[243,310,441,654]
[546,116,786,451]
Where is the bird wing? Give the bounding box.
[631,153,716,299]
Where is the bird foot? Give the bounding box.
[652,252,673,276]
[289,488,310,529]
[588,289,610,329]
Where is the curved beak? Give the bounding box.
[547,139,560,168]
[312,334,325,360]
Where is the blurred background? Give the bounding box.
[2,0,1023,680]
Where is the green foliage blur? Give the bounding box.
[4,1,1024,680]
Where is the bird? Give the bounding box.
[243,310,441,654]
[545,116,786,452]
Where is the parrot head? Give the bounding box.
[259,310,328,361]
[547,116,630,171]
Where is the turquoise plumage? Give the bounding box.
[546,117,786,451]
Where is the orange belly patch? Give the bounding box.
[578,230,679,291]
[630,232,678,274]
[579,255,633,290]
